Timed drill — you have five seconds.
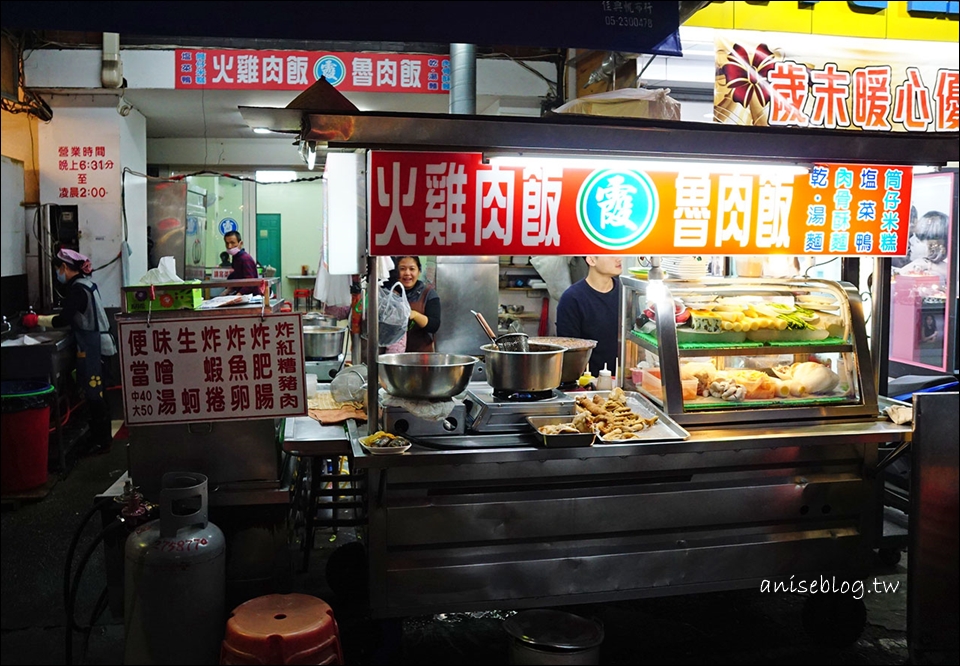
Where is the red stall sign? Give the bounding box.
[118,313,307,426]
[368,152,913,257]
[175,49,450,94]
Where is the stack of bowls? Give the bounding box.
[661,256,708,279]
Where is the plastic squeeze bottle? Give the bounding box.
[597,363,614,391]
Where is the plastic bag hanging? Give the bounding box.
[377,281,410,346]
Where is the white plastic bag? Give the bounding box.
[378,281,410,346]
[138,256,184,284]
[313,258,352,308]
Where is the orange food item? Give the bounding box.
[728,370,775,400]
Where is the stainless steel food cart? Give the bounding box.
[239,108,954,631]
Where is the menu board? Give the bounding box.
[118,312,307,425]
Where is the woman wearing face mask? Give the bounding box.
[393,256,441,352]
[34,249,117,454]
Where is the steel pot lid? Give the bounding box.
[503,609,604,650]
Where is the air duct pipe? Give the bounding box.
[449,44,476,115]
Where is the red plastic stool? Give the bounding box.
[293,289,313,312]
[220,594,343,665]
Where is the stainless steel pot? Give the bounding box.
[303,326,346,360]
[378,353,479,399]
[481,343,565,392]
[529,337,597,384]
[302,312,338,327]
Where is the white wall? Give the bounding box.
[1,156,26,277]
[38,100,147,308]
[255,180,324,298]
[149,138,304,168]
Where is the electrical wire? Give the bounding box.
[77,586,110,666]
[49,394,85,435]
[803,256,839,277]
[123,167,323,185]
[638,54,658,80]
[0,29,53,120]
[63,498,114,665]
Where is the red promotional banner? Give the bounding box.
[368,152,913,257]
[175,49,450,94]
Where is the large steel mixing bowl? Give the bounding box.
[378,353,479,399]
[481,343,565,392]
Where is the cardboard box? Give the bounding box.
[125,284,203,312]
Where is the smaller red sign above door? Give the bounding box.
[175,49,450,94]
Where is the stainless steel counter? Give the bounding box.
[283,416,351,457]
[348,408,912,619]
[349,416,911,468]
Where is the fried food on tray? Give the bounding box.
[601,430,643,441]
[572,388,658,436]
[538,424,581,435]
[532,389,658,439]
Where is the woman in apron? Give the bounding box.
[36,249,117,454]
[395,256,441,353]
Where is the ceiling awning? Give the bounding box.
[3,1,683,55]
[238,107,959,166]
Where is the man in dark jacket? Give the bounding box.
[556,256,622,376]
[223,231,261,295]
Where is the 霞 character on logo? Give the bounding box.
[576,169,659,250]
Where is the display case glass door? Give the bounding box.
[889,171,957,375]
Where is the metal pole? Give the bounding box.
[871,257,892,397]
[366,255,379,431]
[449,44,476,115]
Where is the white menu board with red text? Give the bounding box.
[118,313,307,425]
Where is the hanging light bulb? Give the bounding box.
[306,141,317,171]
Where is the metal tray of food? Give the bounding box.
[526,415,597,448]
[574,389,690,443]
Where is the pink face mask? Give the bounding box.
[227,247,241,256]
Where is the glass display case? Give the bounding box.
[620,276,878,425]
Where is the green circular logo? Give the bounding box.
[576,169,659,250]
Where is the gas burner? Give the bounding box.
[464,387,575,434]
[492,389,557,402]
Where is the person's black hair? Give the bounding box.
[915,211,948,241]
[394,255,422,271]
[224,230,242,242]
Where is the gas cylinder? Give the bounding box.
[124,472,225,665]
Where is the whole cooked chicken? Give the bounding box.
[772,362,840,395]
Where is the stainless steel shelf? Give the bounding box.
[627,330,855,358]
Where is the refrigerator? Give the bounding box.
[146,182,207,281]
